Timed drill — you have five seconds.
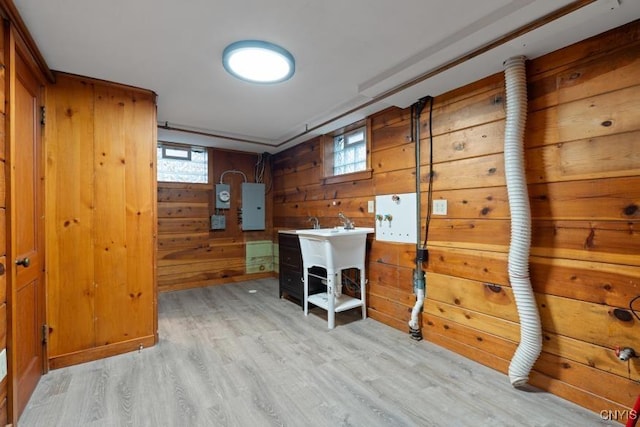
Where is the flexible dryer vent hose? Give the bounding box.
[503,56,542,387]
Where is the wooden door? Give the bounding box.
[10,44,45,420]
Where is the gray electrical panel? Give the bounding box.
[210,214,226,230]
[241,183,265,231]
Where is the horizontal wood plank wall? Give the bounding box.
[272,20,640,416]
[157,149,274,293]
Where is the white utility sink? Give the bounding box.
[296,227,374,329]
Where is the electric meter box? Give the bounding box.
[241,183,265,231]
[215,184,231,209]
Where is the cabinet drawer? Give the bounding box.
[280,246,301,269]
[280,269,303,301]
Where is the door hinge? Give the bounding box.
[42,324,49,344]
[40,106,46,126]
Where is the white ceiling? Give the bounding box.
[14,0,640,153]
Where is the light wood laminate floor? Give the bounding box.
[21,278,613,426]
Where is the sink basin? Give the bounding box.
[296,227,374,237]
[296,227,374,269]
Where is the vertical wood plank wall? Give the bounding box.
[45,73,157,369]
[0,22,7,427]
[273,21,640,415]
[157,149,274,293]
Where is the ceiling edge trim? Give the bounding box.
[276,0,597,148]
[158,122,276,148]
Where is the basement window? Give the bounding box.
[157,142,209,183]
[322,120,372,184]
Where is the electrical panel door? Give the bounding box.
[241,183,265,230]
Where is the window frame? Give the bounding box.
[156,141,212,186]
[321,118,372,184]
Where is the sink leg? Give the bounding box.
[303,266,309,316]
[327,268,335,329]
[360,264,367,320]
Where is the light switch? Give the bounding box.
[433,199,448,215]
[368,200,375,213]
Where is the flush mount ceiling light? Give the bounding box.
[222,40,295,84]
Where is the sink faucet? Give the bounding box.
[338,212,355,230]
[308,216,320,229]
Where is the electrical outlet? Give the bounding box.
[367,200,375,213]
[433,199,448,215]
[0,348,6,381]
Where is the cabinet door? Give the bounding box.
[93,84,156,345]
[45,75,96,357]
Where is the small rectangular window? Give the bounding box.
[332,127,367,176]
[157,142,209,183]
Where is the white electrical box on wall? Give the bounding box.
[375,193,417,243]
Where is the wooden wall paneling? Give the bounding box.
[371,143,415,174]
[424,274,639,379]
[529,176,640,220]
[426,273,519,322]
[526,131,640,184]
[370,116,410,152]
[372,170,416,195]
[428,86,505,137]
[158,217,210,234]
[0,20,5,426]
[530,220,639,266]
[530,257,640,307]
[271,20,640,416]
[426,247,509,286]
[528,20,640,78]
[429,186,510,219]
[124,88,157,344]
[272,136,321,174]
[93,84,129,346]
[45,73,157,368]
[425,152,506,191]
[93,84,155,345]
[157,187,210,203]
[157,147,274,293]
[157,201,209,218]
[0,118,4,161]
[157,232,211,251]
[426,218,510,251]
[426,120,505,163]
[158,240,244,261]
[526,85,640,149]
[528,35,640,110]
[0,161,5,207]
[424,299,520,342]
[274,178,374,206]
[44,75,96,357]
[0,209,4,263]
[370,106,410,131]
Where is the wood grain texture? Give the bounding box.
[45,74,96,356]
[20,279,611,427]
[156,147,274,293]
[272,21,640,416]
[45,73,157,363]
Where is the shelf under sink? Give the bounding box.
[307,293,364,313]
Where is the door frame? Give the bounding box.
[5,21,47,422]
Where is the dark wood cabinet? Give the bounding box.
[278,232,324,307]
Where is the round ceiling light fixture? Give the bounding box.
[222,40,295,84]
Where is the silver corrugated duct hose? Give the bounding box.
[503,55,542,388]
